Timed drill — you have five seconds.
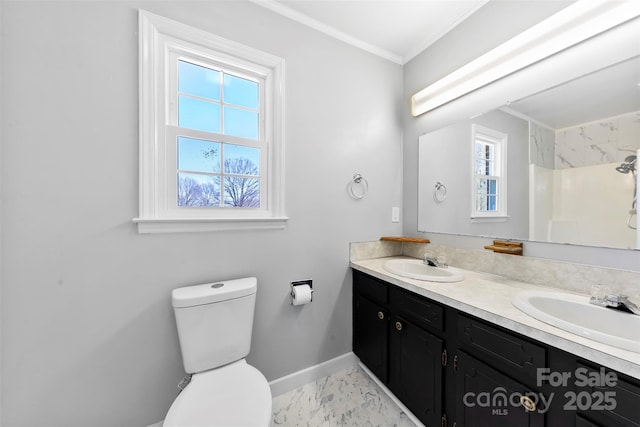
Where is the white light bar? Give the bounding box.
[411,0,640,117]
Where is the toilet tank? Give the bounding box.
[172,277,257,374]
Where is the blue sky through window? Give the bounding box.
[178,60,259,138]
[178,137,220,173]
[179,61,220,100]
[177,60,261,208]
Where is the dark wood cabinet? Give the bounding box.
[573,362,640,427]
[353,293,389,382]
[352,269,640,427]
[455,350,544,427]
[353,272,444,425]
[389,314,444,426]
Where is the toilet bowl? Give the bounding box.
[164,277,272,426]
[163,360,272,426]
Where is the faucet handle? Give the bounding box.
[436,255,448,268]
[590,284,610,301]
[618,296,640,315]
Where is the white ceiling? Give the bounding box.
[251,0,489,64]
[251,1,640,128]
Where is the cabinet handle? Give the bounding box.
[520,395,537,412]
[395,321,403,331]
[377,311,385,320]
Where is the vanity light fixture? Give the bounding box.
[411,0,640,117]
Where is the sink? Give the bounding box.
[382,259,465,283]
[512,290,640,353]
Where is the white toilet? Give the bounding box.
[163,277,272,426]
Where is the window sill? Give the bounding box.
[133,216,289,234]
[470,216,509,223]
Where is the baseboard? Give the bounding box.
[269,352,358,397]
[358,361,425,427]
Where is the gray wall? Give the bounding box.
[402,0,640,270]
[0,1,402,426]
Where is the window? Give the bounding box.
[135,11,286,233]
[471,125,507,221]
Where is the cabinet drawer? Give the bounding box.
[576,362,640,427]
[390,287,444,332]
[354,271,388,305]
[457,314,546,380]
[455,350,545,427]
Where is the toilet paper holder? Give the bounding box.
[290,280,313,305]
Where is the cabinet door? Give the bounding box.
[353,295,389,383]
[455,350,545,427]
[389,315,443,427]
[575,363,640,427]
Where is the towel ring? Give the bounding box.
[434,182,447,203]
[348,173,369,199]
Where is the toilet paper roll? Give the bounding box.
[291,284,313,306]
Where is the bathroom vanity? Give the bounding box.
[351,257,640,427]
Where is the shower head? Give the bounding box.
[616,155,637,174]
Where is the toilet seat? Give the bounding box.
[163,359,272,427]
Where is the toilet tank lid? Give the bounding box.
[172,277,257,308]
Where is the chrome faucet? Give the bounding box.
[423,254,448,268]
[589,294,640,315]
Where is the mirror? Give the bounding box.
[418,56,640,250]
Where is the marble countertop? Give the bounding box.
[350,256,640,380]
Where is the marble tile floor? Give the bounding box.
[271,365,418,427]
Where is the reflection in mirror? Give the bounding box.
[419,110,530,240]
[418,57,640,250]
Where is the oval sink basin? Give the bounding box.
[512,290,640,353]
[383,259,465,283]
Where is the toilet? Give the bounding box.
[163,277,272,426]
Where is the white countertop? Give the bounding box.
[350,256,640,380]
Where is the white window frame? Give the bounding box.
[470,124,508,222]
[134,10,286,233]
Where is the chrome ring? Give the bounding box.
[434,182,447,203]
[348,174,369,199]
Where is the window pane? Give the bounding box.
[179,61,220,100]
[179,97,221,133]
[178,137,220,173]
[485,160,494,176]
[178,173,220,207]
[475,194,498,212]
[475,194,486,211]
[224,106,259,139]
[476,178,497,195]
[487,195,497,211]
[223,144,260,176]
[475,142,493,160]
[487,179,497,196]
[475,159,494,176]
[475,178,486,194]
[224,176,260,208]
[223,74,258,109]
